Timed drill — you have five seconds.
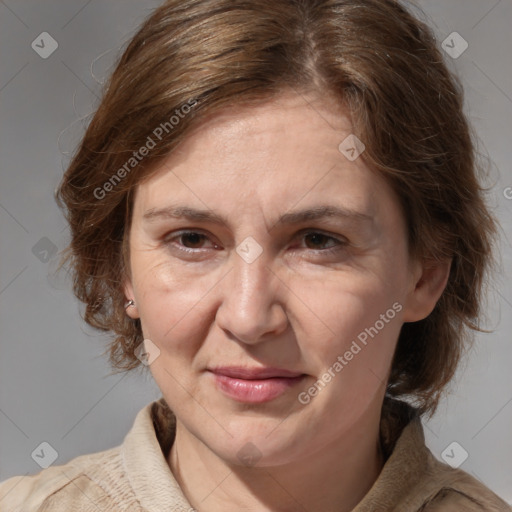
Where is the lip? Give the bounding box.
[209,366,303,379]
[208,367,306,403]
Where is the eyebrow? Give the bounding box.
[142,204,373,229]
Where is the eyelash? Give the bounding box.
[164,229,347,256]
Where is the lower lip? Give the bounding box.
[211,372,306,403]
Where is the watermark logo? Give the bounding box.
[442,32,468,60]
[237,442,262,467]
[135,338,161,366]
[31,32,58,59]
[236,236,263,264]
[338,134,365,161]
[441,441,468,468]
[31,441,58,469]
[32,237,58,263]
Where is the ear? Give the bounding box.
[402,257,452,323]
[123,278,140,319]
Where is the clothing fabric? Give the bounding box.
[0,396,509,511]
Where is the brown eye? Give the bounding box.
[164,230,220,256]
[304,233,333,249]
[302,232,343,250]
[180,232,207,248]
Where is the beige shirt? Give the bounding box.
[0,397,510,511]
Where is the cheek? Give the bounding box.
[131,250,218,354]
[133,261,221,400]
[295,272,404,387]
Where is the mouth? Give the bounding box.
[207,366,307,404]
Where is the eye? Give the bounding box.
[164,230,220,254]
[296,230,347,253]
[303,232,338,249]
[178,232,209,249]
[163,229,347,258]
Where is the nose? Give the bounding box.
[215,254,288,345]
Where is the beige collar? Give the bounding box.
[120,396,441,511]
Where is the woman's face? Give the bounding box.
[124,91,439,466]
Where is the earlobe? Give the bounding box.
[402,258,452,323]
[123,280,140,319]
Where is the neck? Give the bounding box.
[168,403,385,512]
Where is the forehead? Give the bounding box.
[133,91,402,231]
[164,91,354,174]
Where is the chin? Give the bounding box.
[199,414,308,467]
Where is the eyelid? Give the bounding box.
[296,228,347,241]
[295,228,348,244]
[165,229,220,250]
[164,228,346,241]
[164,228,348,256]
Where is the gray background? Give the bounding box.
[1,0,511,505]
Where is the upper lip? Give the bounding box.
[208,366,304,379]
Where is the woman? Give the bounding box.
[0,0,510,510]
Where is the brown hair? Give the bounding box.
[56,0,496,415]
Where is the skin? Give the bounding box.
[124,90,450,512]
